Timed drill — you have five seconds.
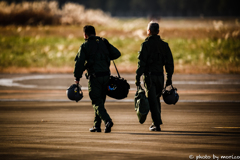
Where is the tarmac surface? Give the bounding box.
[0,73,240,160]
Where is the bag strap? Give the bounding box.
[112,60,121,78]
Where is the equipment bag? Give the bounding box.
[134,85,150,124]
[106,61,130,100]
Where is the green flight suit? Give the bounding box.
[136,35,174,126]
[74,36,121,127]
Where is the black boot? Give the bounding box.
[89,126,101,132]
[104,120,114,133]
[149,124,161,131]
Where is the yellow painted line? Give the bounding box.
[178,90,240,94]
[213,127,240,129]
[121,90,240,94]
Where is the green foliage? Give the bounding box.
[108,37,142,64]
[0,35,84,68]
[168,38,240,67]
[1,34,239,72]
[0,16,240,73]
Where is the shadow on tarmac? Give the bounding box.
[114,130,240,137]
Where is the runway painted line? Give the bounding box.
[0,75,240,89]
[213,127,240,129]
[0,75,65,89]
[1,99,240,103]
[128,80,240,85]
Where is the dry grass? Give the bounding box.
[0,1,240,74]
[0,1,113,26]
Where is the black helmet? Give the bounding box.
[162,85,179,105]
[66,84,83,102]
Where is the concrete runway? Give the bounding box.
[0,74,240,160]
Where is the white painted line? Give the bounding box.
[1,75,240,90]
[0,75,62,88]
[0,78,37,88]
[0,75,88,90]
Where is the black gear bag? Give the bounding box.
[106,61,130,100]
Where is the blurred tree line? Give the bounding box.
[5,0,240,17]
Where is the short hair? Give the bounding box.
[147,21,159,35]
[83,25,96,36]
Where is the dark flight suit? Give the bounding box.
[136,35,174,126]
[74,36,121,127]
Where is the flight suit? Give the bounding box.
[74,36,121,127]
[136,34,174,126]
